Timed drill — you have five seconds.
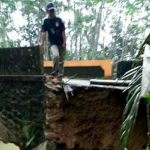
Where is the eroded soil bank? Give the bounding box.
[45,79,147,150]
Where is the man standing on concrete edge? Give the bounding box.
[39,2,66,80]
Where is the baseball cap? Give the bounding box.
[46,2,56,11]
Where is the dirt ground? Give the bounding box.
[45,76,147,150]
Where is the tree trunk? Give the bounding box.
[79,33,82,60]
[74,32,78,60]
[70,36,73,60]
[27,14,32,46]
[92,1,104,60]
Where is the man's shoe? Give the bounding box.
[51,71,58,76]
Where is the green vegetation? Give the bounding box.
[117,34,150,150]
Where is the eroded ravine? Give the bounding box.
[44,76,147,150]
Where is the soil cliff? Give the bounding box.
[45,77,147,150]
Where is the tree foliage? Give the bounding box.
[0,0,149,61]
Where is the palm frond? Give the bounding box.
[123,85,141,119]
[118,92,141,149]
[117,32,150,150]
[128,71,142,86]
[122,66,142,93]
[121,70,137,80]
[121,66,141,79]
[125,83,141,99]
[117,65,142,150]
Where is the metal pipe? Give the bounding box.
[90,79,130,85]
[90,84,127,90]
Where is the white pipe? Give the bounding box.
[90,79,130,85]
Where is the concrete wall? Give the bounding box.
[0,46,46,150]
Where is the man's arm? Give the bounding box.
[62,30,66,49]
[40,32,46,46]
[39,18,48,46]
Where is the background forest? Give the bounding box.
[0,0,149,61]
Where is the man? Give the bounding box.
[39,2,66,80]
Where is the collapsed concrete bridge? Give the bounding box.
[0,46,147,150]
